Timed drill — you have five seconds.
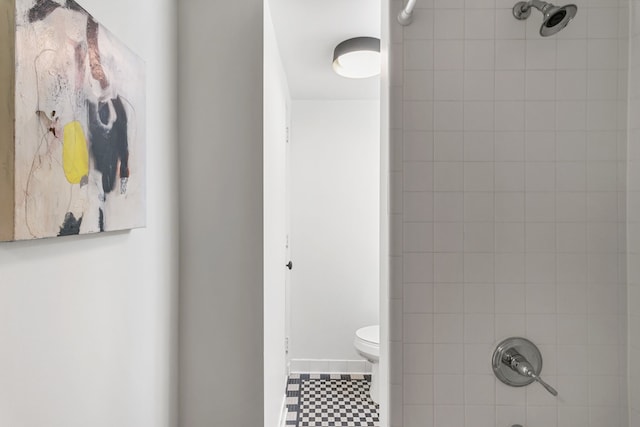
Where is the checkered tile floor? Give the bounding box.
[285,374,379,427]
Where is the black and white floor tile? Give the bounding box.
[285,373,379,427]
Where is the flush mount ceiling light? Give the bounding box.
[332,37,381,79]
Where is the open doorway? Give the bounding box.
[264,1,390,426]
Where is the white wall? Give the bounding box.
[388,0,629,426]
[290,100,380,361]
[0,0,178,425]
[264,1,291,425]
[178,1,265,426]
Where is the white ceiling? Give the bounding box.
[268,0,381,100]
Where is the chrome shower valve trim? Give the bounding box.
[492,337,558,397]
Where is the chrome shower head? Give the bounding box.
[513,0,577,36]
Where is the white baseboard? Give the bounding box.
[289,358,372,374]
[277,372,289,427]
[278,393,287,427]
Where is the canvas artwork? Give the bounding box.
[0,0,146,241]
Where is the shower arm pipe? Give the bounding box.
[515,0,555,15]
[397,0,417,26]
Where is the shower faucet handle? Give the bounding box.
[503,350,558,396]
[530,373,558,396]
[503,350,535,377]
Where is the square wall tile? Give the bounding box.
[495,132,525,161]
[464,102,495,131]
[434,132,464,161]
[556,192,587,222]
[404,343,434,374]
[496,70,526,101]
[557,284,588,313]
[464,314,495,343]
[464,192,494,221]
[495,222,525,252]
[464,253,495,283]
[434,9,464,39]
[435,405,465,427]
[404,162,434,191]
[495,253,525,283]
[464,163,494,192]
[435,101,464,130]
[588,39,618,69]
[435,162,463,191]
[435,344,464,373]
[464,71,494,100]
[434,314,464,343]
[525,131,555,161]
[465,40,495,70]
[465,9,495,39]
[557,39,588,69]
[495,313,526,338]
[435,283,464,313]
[405,192,434,222]
[526,162,556,191]
[405,40,435,70]
[404,374,434,405]
[525,253,556,284]
[464,284,494,313]
[526,39,557,70]
[495,101,525,131]
[525,223,556,253]
[496,40,526,70]
[556,70,587,100]
[435,222,464,252]
[404,253,435,283]
[434,192,464,221]
[495,193,525,222]
[434,375,464,406]
[404,101,434,131]
[434,40,464,69]
[464,222,495,252]
[525,192,555,222]
[405,284,435,313]
[405,313,435,343]
[435,253,464,283]
[435,70,464,100]
[495,285,526,314]
[526,70,556,100]
[465,375,495,405]
[404,222,434,252]
[403,405,434,427]
[405,70,435,101]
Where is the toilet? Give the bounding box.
[354,325,380,403]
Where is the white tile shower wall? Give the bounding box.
[388,0,629,426]
[628,0,640,425]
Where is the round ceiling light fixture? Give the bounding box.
[332,37,381,79]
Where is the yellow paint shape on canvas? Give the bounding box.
[63,121,89,184]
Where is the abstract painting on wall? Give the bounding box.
[0,0,146,241]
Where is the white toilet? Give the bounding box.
[354,325,380,403]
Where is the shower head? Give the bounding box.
[513,0,577,36]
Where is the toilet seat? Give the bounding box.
[354,325,380,362]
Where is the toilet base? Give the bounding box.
[369,362,379,403]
